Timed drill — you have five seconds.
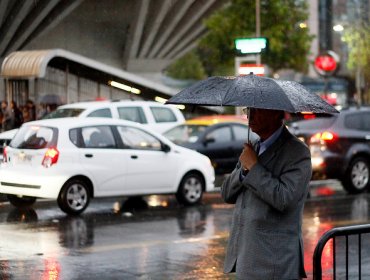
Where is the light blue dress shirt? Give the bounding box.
[258,125,284,155]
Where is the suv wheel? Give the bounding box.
[58,179,90,215]
[342,157,370,194]
[176,173,204,206]
[7,194,36,209]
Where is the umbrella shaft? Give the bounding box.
[247,108,250,143]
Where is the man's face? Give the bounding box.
[244,108,282,138]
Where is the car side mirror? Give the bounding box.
[161,143,171,153]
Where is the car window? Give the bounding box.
[163,124,208,144]
[43,108,85,119]
[78,126,116,148]
[69,128,79,146]
[205,126,232,143]
[116,126,161,150]
[117,107,148,124]
[150,107,177,123]
[344,112,370,131]
[363,113,370,130]
[10,126,55,149]
[344,114,362,130]
[232,124,249,141]
[87,108,112,118]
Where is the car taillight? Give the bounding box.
[2,146,7,162]
[310,131,337,144]
[42,147,59,168]
[302,112,316,120]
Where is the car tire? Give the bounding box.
[176,173,204,206]
[342,157,370,194]
[7,194,36,209]
[58,179,90,215]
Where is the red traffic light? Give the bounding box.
[314,51,339,76]
[315,56,337,72]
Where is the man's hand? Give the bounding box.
[239,143,258,171]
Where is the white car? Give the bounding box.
[44,100,185,133]
[0,118,215,215]
[0,100,185,160]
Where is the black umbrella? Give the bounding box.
[38,94,63,105]
[166,74,339,114]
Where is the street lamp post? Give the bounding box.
[256,0,261,64]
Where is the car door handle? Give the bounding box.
[131,155,138,159]
[85,154,93,158]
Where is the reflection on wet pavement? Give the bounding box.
[303,192,370,279]
[0,181,369,279]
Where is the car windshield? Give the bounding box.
[10,125,55,149]
[43,108,85,119]
[163,124,208,144]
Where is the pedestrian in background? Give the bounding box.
[10,100,23,128]
[22,99,36,123]
[221,107,312,279]
[25,99,36,121]
[37,103,48,119]
[1,100,12,131]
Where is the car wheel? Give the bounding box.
[7,195,36,209]
[176,173,204,206]
[58,179,90,215]
[342,157,370,194]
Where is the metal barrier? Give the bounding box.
[313,224,370,280]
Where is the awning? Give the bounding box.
[0,48,178,96]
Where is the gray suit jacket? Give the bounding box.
[221,126,312,279]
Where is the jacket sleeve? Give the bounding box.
[242,141,312,212]
[221,162,245,204]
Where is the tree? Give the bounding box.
[165,51,206,80]
[343,25,370,104]
[198,0,313,76]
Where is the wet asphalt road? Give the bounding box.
[0,180,370,280]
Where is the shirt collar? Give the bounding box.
[258,125,284,155]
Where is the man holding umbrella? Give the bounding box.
[221,106,311,279]
[166,74,338,279]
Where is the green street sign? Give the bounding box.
[235,37,268,55]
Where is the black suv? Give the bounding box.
[288,107,370,194]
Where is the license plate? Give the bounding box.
[16,152,32,162]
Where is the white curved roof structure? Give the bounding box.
[0,0,228,72]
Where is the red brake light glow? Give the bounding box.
[2,146,7,162]
[303,114,316,120]
[310,131,337,143]
[42,147,59,168]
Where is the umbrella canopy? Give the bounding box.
[38,94,63,105]
[167,74,339,114]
